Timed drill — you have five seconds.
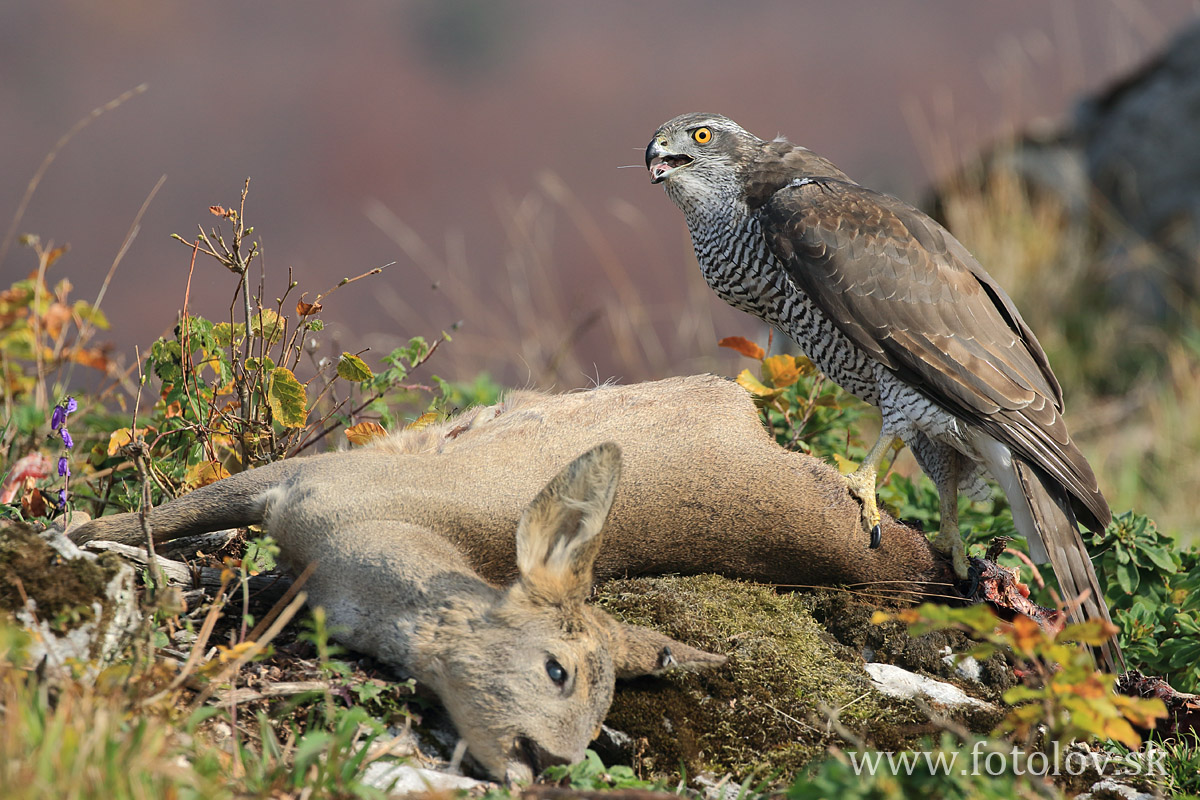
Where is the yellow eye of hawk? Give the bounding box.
[692,127,712,144]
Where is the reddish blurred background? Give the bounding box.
[2,0,1196,386]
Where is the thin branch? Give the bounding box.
[0,84,148,267]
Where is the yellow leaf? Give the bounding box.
[1010,615,1045,654]
[718,336,765,361]
[216,641,257,664]
[1114,695,1169,727]
[185,460,231,489]
[1070,673,1109,700]
[735,369,780,398]
[345,421,387,446]
[1102,717,1142,749]
[336,352,374,382]
[107,427,147,456]
[832,453,858,476]
[1060,618,1120,647]
[762,354,800,388]
[794,354,816,375]
[405,411,439,431]
[266,367,308,428]
[250,309,285,345]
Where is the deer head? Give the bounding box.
[416,442,725,782]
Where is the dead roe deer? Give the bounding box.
[70,374,950,780]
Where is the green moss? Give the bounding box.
[0,522,122,634]
[595,576,901,779]
[596,576,1010,782]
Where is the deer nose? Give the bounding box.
[515,736,571,776]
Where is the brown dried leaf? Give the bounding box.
[296,296,323,317]
[41,302,72,339]
[69,347,112,372]
[345,421,387,446]
[44,244,70,269]
[21,479,48,518]
[1010,614,1045,655]
[718,336,765,361]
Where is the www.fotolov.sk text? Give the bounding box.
[848,741,1166,778]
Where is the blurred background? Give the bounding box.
[2,0,1199,536]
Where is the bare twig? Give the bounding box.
[191,590,307,708]
[126,345,164,599]
[0,83,148,267]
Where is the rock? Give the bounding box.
[940,645,982,682]
[924,20,1200,390]
[1077,22,1200,305]
[863,663,994,712]
[1076,777,1157,800]
[0,522,141,681]
[360,762,486,795]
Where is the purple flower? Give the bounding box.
[49,395,76,431]
[58,488,68,508]
[57,456,70,478]
[50,397,77,431]
[60,427,73,449]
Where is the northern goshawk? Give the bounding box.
[646,112,1121,672]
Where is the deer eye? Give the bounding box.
[545,658,568,687]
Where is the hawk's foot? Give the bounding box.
[932,523,970,580]
[843,467,882,549]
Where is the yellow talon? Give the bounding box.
[932,470,971,580]
[843,466,883,548]
[843,432,899,550]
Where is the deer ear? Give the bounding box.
[515,442,621,603]
[607,620,726,680]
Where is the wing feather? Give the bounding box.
[758,178,1109,529]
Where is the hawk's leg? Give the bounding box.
[930,449,970,580]
[843,432,900,549]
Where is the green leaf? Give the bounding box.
[149,338,183,383]
[245,356,276,374]
[267,367,308,428]
[72,300,109,330]
[1140,544,1177,573]
[1116,560,1140,595]
[336,352,373,382]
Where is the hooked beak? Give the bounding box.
[646,139,693,184]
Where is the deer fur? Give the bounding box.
[69,374,950,780]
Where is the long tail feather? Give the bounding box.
[1014,459,1125,674]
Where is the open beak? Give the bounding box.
[646,140,692,184]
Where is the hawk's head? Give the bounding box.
[646,113,762,209]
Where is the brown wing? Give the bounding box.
[758,177,1110,530]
